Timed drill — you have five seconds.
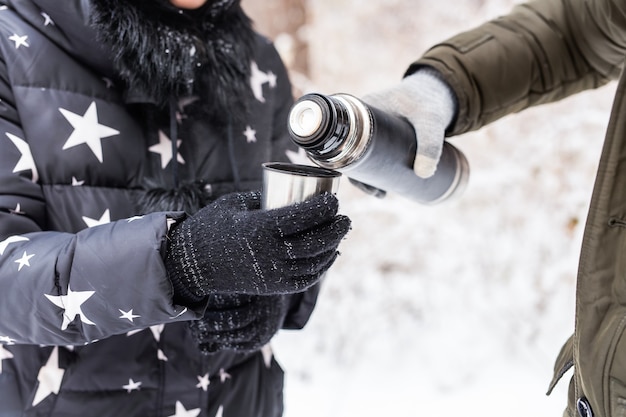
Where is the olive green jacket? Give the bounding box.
[411,1,626,416]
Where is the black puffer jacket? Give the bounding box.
[0,1,315,416]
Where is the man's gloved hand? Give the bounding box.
[165,190,350,304]
[189,293,289,353]
[362,67,457,179]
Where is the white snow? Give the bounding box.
[261,0,619,416]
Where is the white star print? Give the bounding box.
[8,34,29,49]
[218,368,231,383]
[82,208,110,228]
[14,251,34,271]
[250,61,277,103]
[286,147,312,166]
[71,176,85,186]
[0,6,7,11]
[45,285,96,331]
[122,378,142,393]
[243,126,257,143]
[0,336,15,345]
[168,401,200,417]
[126,324,164,341]
[0,235,29,256]
[119,309,140,323]
[261,344,273,369]
[167,218,177,231]
[41,12,54,26]
[0,344,14,374]
[59,102,120,163]
[9,203,25,215]
[158,349,168,362]
[214,405,224,417]
[196,373,210,391]
[126,215,144,223]
[149,130,185,169]
[32,347,65,406]
[6,132,39,182]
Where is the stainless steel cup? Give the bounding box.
[261,162,342,209]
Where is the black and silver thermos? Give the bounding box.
[287,93,469,205]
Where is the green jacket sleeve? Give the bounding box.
[408,0,626,135]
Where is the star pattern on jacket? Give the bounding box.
[0,235,29,255]
[286,147,311,165]
[218,368,231,383]
[44,285,96,331]
[250,60,276,103]
[9,203,25,215]
[169,401,200,417]
[196,373,210,391]
[32,347,65,406]
[82,208,111,228]
[0,10,299,414]
[0,344,13,374]
[6,132,39,182]
[59,101,120,163]
[127,324,164,341]
[261,344,273,368]
[243,125,257,143]
[118,309,140,323]
[41,12,54,26]
[8,33,28,49]
[122,378,142,393]
[14,251,34,271]
[0,336,15,345]
[150,130,186,169]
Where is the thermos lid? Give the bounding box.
[289,99,324,138]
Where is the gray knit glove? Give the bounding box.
[165,190,350,304]
[362,67,457,178]
[190,293,289,353]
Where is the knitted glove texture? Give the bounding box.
[362,67,457,179]
[190,293,289,353]
[165,190,350,303]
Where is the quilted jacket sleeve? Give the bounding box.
[409,0,626,135]
[0,51,202,346]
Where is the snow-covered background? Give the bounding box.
[247,1,619,416]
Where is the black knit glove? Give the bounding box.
[165,190,350,304]
[190,293,289,353]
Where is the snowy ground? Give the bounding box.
[249,1,618,416]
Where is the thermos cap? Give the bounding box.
[289,99,324,138]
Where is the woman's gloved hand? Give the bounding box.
[165,190,350,304]
[362,67,457,179]
[189,293,289,353]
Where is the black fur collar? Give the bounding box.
[89,0,256,120]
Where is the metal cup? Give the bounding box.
[261,162,342,209]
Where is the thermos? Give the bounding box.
[287,93,469,205]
